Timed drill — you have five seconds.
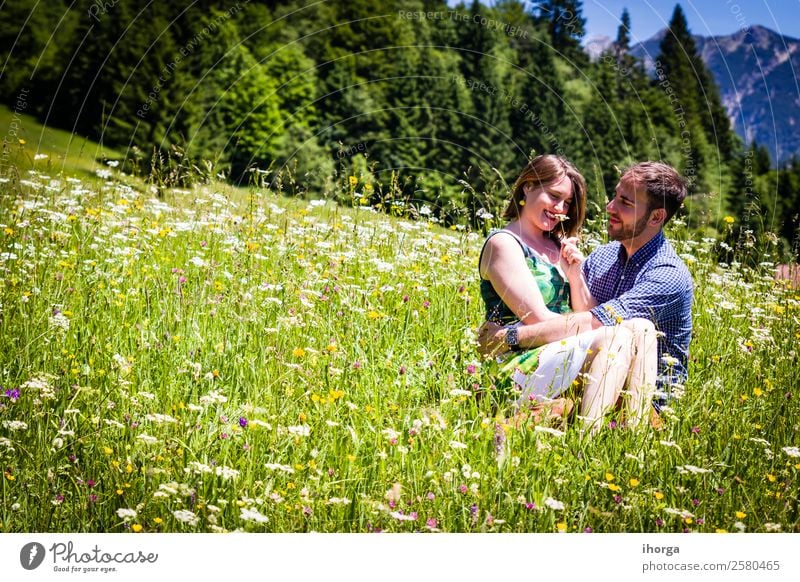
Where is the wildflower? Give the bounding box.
[544,497,564,511]
[534,426,565,437]
[781,446,800,458]
[348,176,358,187]
[449,440,468,450]
[239,417,248,428]
[117,508,137,521]
[287,425,310,437]
[240,507,269,524]
[426,517,438,529]
[629,478,640,487]
[661,355,680,367]
[172,509,199,526]
[386,483,402,503]
[3,388,20,401]
[2,420,28,431]
[724,216,735,224]
[654,491,664,500]
[136,434,159,445]
[131,524,142,533]
[735,511,746,519]
[389,511,416,521]
[556,522,567,532]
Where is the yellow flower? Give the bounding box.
[629,478,640,487]
[347,454,356,462]
[326,343,337,353]
[684,517,693,525]
[116,489,124,495]
[556,522,567,532]
[605,472,615,482]
[735,511,746,519]
[292,347,306,358]
[608,483,621,492]
[715,528,727,533]
[654,491,664,500]
[103,447,113,455]
[132,524,142,533]
[753,388,763,397]
[153,517,163,524]
[348,176,358,187]
[723,216,735,224]
[766,474,776,482]
[18,138,26,145]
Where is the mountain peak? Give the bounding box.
[627,25,800,163]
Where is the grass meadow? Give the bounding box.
[1,123,799,534]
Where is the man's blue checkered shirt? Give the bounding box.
[582,231,693,394]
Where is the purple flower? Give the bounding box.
[238,417,248,428]
[352,361,362,370]
[691,498,700,507]
[466,364,476,375]
[88,494,98,503]
[458,484,468,494]
[655,518,664,527]
[583,527,593,533]
[696,518,705,525]
[525,502,536,511]
[613,495,622,504]
[608,420,618,429]
[87,479,96,488]
[716,488,725,496]
[4,388,20,401]
[426,492,435,501]
[422,300,430,309]
[691,426,700,434]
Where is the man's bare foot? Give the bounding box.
[650,407,665,430]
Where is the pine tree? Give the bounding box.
[656,4,737,192]
[534,0,588,67]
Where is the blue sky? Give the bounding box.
[580,0,800,42]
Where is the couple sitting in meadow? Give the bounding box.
[477,155,693,433]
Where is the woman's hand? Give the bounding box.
[560,236,584,265]
[560,236,584,279]
[476,321,507,358]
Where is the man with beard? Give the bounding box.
[478,161,693,422]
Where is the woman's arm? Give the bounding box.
[560,237,597,312]
[479,232,560,325]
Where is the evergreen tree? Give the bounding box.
[656,4,737,193]
[534,0,588,67]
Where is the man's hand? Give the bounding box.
[476,321,508,358]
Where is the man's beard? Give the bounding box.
[608,211,650,242]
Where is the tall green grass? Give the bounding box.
[0,145,798,533]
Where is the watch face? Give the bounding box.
[506,327,519,349]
